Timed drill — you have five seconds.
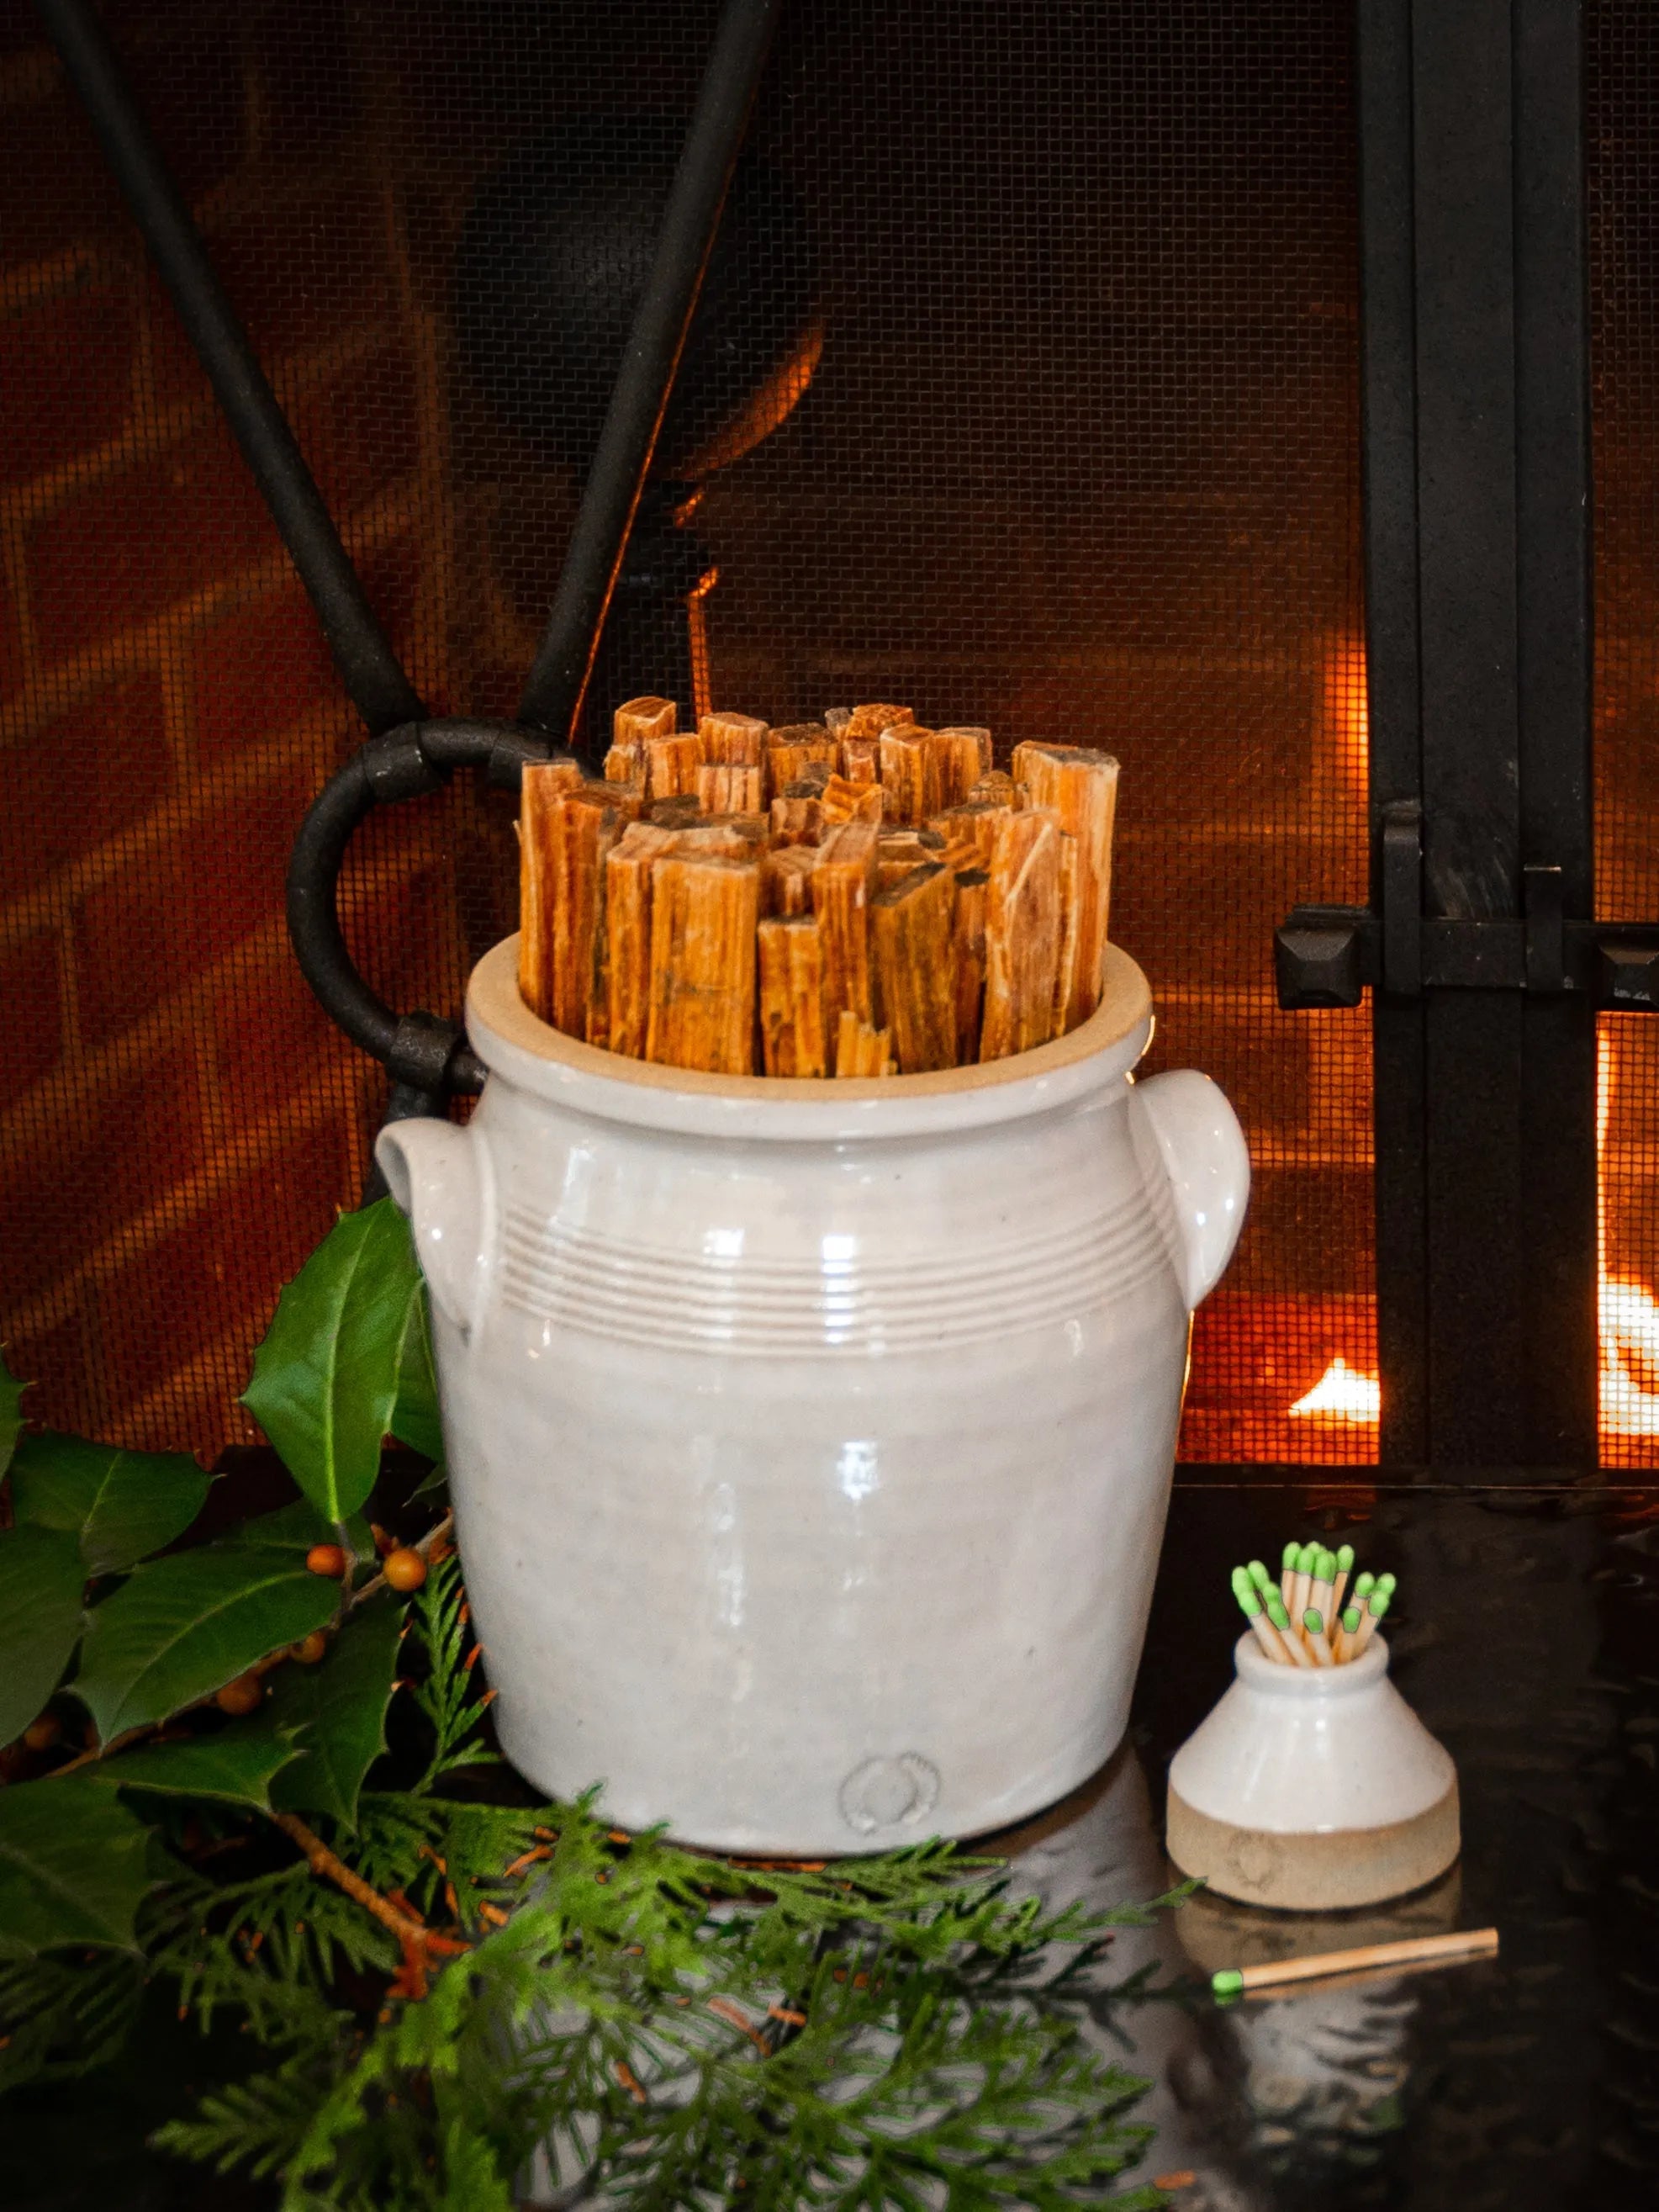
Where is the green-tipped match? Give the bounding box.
[1355,1570,1376,1600]
[1232,1569,1262,1617]
[1282,1539,1300,1569]
[1265,1595,1292,1629]
[1318,1547,1339,1581]
[1297,1540,1319,1573]
[1370,1590,1392,1621]
[1304,1607,1324,1635]
[1336,1543,1355,1574]
[1211,1968,1244,1998]
[1247,1558,1274,1594]
[1341,1606,1361,1633]
[1376,1571,1397,1595]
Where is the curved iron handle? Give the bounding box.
[286,718,573,1100]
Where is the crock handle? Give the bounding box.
[374,1119,489,1337]
[1128,1070,1251,1311]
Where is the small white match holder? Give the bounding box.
[1166,1633,1460,1911]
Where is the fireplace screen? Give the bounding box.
[1590,0,1659,1467]
[0,0,1373,1465]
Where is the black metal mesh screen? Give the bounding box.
[0,0,1372,1463]
[1589,0,1659,1467]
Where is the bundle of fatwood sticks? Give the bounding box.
[517,697,1120,1078]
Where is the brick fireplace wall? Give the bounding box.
[0,4,468,1455]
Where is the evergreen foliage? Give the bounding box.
[0,1204,1186,2207]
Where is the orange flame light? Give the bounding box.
[1598,1030,1659,1440]
[1289,1355,1381,1426]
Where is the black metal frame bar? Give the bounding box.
[40,0,779,1099]
[517,0,782,750]
[1348,0,1597,1469]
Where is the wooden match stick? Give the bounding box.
[980,805,1062,1060]
[1351,1589,1390,1653]
[644,855,760,1075]
[758,915,827,1077]
[1211,1928,1498,1998]
[1263,1590,1310,1662]
[1308,1547,1335,1628]
[1290,1541,1317,1625]
[1279,1539,1299,1611]
[1330,1543,1355,1621]
[870,863,957,1073]
[1302,1607,1335,1666]
[1233,1568,1292,1664]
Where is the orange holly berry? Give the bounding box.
[291,1630,329,1664]
[215,1673,264,1717]
[23,1712,61,1752]
[305,1543,349,1580]
[382,1548,428,1594]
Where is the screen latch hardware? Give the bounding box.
[1275,802,1659,1010]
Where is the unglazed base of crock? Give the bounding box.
[1165,1781,1461,1911]
[378,935,1250,1855]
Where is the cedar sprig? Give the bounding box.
[0,1951,142,2094]
[407,1550,499,1791]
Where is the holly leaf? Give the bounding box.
[237,1499,375,1561]
[0,1527,87,1748]
[0,1346,24,1480]
[267,1598,404,1828]
[241,1200,419,1525]
[8,1432,210,1576]
[0,1778,156,1955]
[389,1285,444,1466]
[72,1546,338,1743]
[88,1715,304,1811]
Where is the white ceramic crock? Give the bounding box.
[377,935,1249,1854]
[1166,1633,1460,1909]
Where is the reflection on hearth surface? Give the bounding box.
[979,1478,1659,2209]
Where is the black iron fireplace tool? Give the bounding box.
[36,0,788,1142]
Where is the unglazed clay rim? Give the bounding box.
[466,934,1155,1140]
[1232,1629,1390,1695]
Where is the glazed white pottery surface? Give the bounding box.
[378,936,1250,1853]
[1170,1634,1456,1835]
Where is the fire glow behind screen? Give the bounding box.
[0,0,1375,1463]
